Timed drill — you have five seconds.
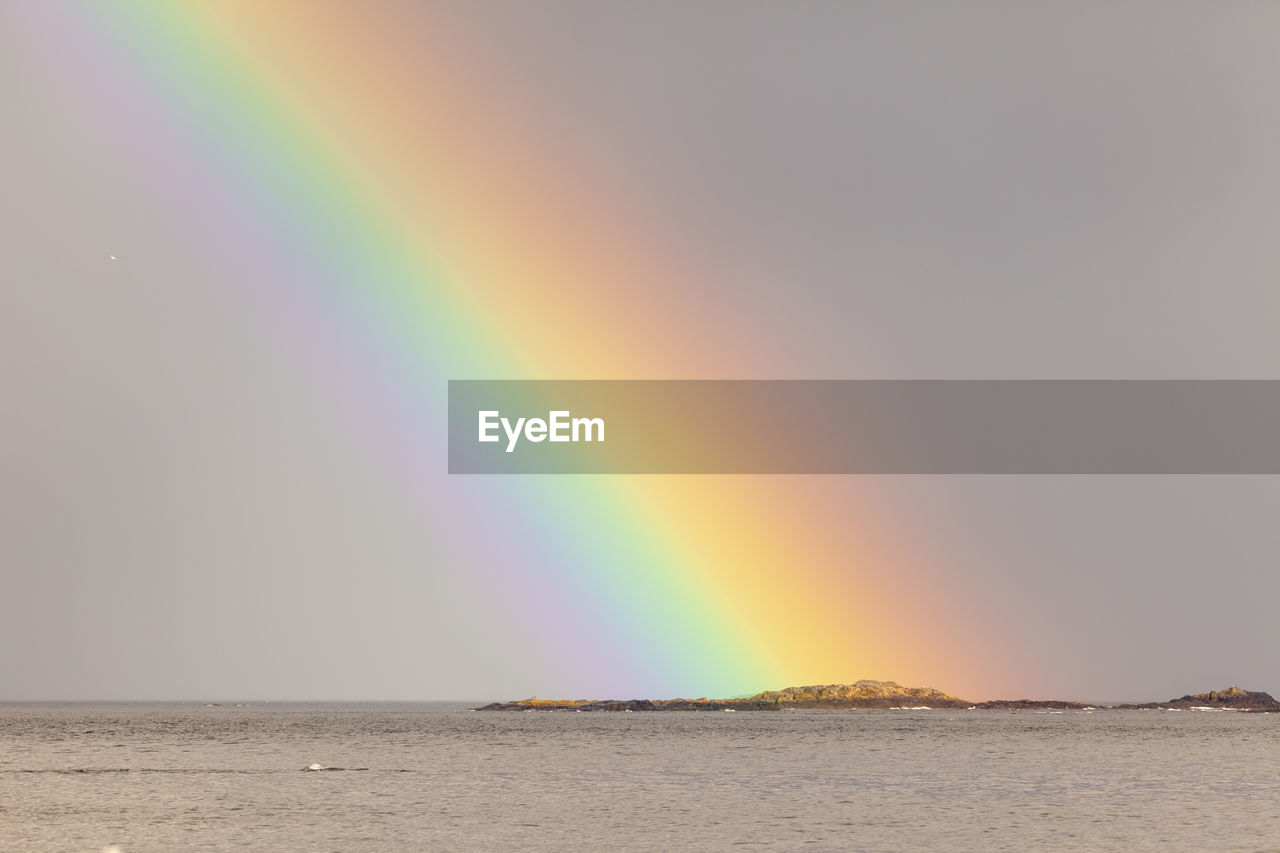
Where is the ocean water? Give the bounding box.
[2,703,1279,852]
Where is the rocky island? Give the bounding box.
[475,679,1280,712]
[1113,685,1280,712]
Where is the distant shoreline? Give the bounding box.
[476,680,1280,713]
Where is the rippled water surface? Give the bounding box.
[2,703,1279,851]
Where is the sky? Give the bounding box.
[3,1,1279,703]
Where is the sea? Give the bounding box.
[2,703,1278,852]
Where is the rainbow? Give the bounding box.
[15,1,969,698]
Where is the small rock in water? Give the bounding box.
[306,763,326,771]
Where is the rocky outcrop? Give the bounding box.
[476,699,664,712]
[1113,686,1280,712]
[744,680,971,709]
[973,699,1093,710]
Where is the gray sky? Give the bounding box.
[3,1,1279,702]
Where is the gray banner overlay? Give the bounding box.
[448,381,1280,474]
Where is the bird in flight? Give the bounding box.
[109,255,120,260]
